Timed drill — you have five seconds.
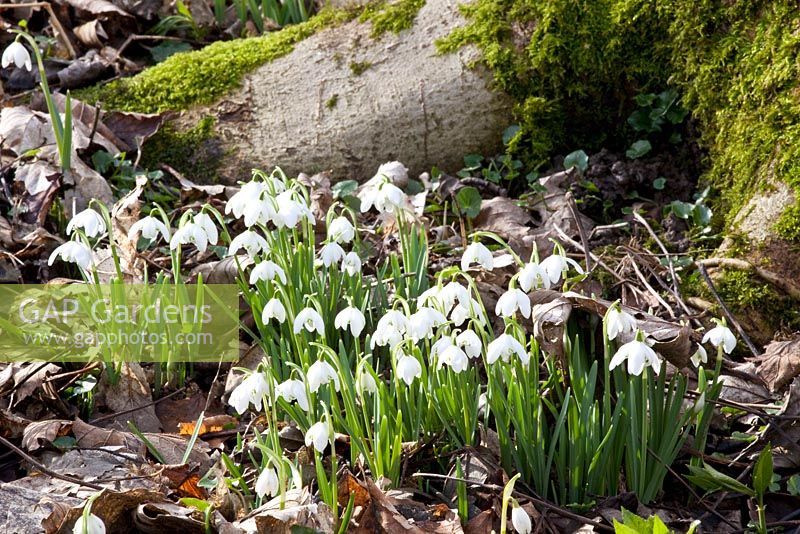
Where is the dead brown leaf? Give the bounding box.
[95,363,162,433]
[756,338,800,393]
[46,488,167,534]
[72,418,146,454]
[21,419,72,451]
[473,197,535,259]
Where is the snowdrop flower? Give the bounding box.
[2,41,31,71]
[276,379,309,411]
[293,307,325,335]
[357,368,378,395]
[374,161,408,184]
[319,242,345,267]
[72,513,105,534]
[495,288,532,319]
[250,260,287,285]
[341,252,362,276]
[170,222,209,253]
[335,306,366,337]
[396,352,422,385]
[605,305,637,341]
[439,345,469,373]
[307,360,340,392]
[255,465,279,498]
[431,336,453,359]
[359,180,407,214]
[702,322,737,354]
[451,297,487,327]
[67,209,106,238]
[511,501,532,534]
[243,197,277,227]
[48,241,93,270]
[305,420,330,451]
[274,191,314,228]
[372,310,409,348]
[129,216,170,243]
[327,216,355,244]
[691,344,708,368]
[518,262,550,292]
[540,253,583,285]
[193,212,219,246]
[461,242,494,271]
[228,230,270,258]
[225,181,268,220]
[408,307,447,341]
[487,334,529,366]
[261,298,286,324]
[228,372,271,414]
[609,332,662,376]
[456,330,482,358]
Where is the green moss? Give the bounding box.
[325,94,339,109]
[775,204,800,241]
[360,0,425,37]
[349,60,373,76]
[140,116,222,181]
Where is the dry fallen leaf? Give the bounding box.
[756,338,800,393]
[95,363,162,433]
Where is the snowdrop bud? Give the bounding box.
[693,392,706,415]
[341,252,362,276]
[255,466,279,498]
[335,306,366,337]
[327,216,355,244]
[293,307,325,335]
[319,242,345,267]
[262,298,287,324]
[2,41,32,71]
[701,322,737,354]
[461,242,494,271]
[307,360,340,393]
[609,332,661,376]
[48,241,93,270]
[487,334,529,366]
[129,216,170,243]
[396,352,422,385]
[539,253,583,285]
[357,368,378,395]
[250,260,287,285]
[305,420,330,451]
[511,501,532,534]
[72,513,106,534]
[604,305,637,341]
[67,209,106,238]
[495,288,532,319]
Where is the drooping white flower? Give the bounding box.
[273,191,314,228]
[170,222,209,253]
[609,335,661,376]
[293,307,325,335]
[319,242,345,267]
[48,241,93,270]
[461,242,494,271]
[276,379,309,411]
[691,344,708,368]
[605,306,637,341]
[511,502,532,534]
[341,252,362,276]
[261,298,287,324]
[327,216,355,244]
[228,230,270,258]
[305,420,330,451]
[228,372,271,414]
[456,330,482,358]
[431,336,453,359]
[451,297,487,327]
[357,368,378,395]
[255,465,279,498]
[335,306,366,337]
[540,253,583,285]
[396,352,422,385]
[439,345,469,373]
[129,216,170,243]
[193,212,219,246]
[495,288,532,319]
[442,282,470,309]
[67,209,106,238]
[372,310,409,348]
[226,181,268,220]
[374,161,408,184]
[307,360,340,392]
[408,307,447,341]
[487,334,529,366]
[518,262,550,292]
[359,178,407,214]
[250,260,287,285]
[72,512,106,534]
[2,41,31,71]
[243,197,277,228]
[702,323,737,354]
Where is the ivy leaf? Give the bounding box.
[332,179,358,199]
[626,140,652,159]
[564,149,588,173]
[455,186,482,219]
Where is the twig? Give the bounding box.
[0,3,77,59]
[552,224,624,283]
[89,386,186,425]
[111,34,200,65]
[696,263,760,357]
[565,191,592,271]
[0,435,104,490]
[696,257,800,301]
[625,253,676,318]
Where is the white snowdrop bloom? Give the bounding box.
[511,503,532,534]
[442,282,471,309]
[456,330,482,358]
[305,421,330,451]
[250,260,287,285]
[374,182,406,214]
[374,161,408,184]
[341,252,362,276]
[495,288,532,319]
[419,286,445,309]
[702,323,737,354]
[327,216,355,244]
[487,334,529,366]
[225,181,268,220]
[319,242,345,267]
[293,307,325,335]
[243,196,277,228]
[539,253,583,285]
[129,216,170,243]
[193,212,219,246]
[609,336,661,376]
[261,298,286,324]
[48,241,93,270]
[67,209,106,238]
[228,230,270,258]
[228,372,271,414]
[372,310,409,348]
[255,466,279,498]
[605,306,637,341]
[307,360,340,393]
[408,307,447,341]
[357,368,378,395]
[72,513,105,534]
[170,222,208,252]
[439,345,469,373]
[691,344,708,368]
[276,379,309,411]
[518,262,550,292]
[396,352,422,385]
[2,41,31,71]
[451,297,486,327]
[335,306,366,337]
[461,242,494,271]
[431,336,453,359]
[273,191,314,228]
